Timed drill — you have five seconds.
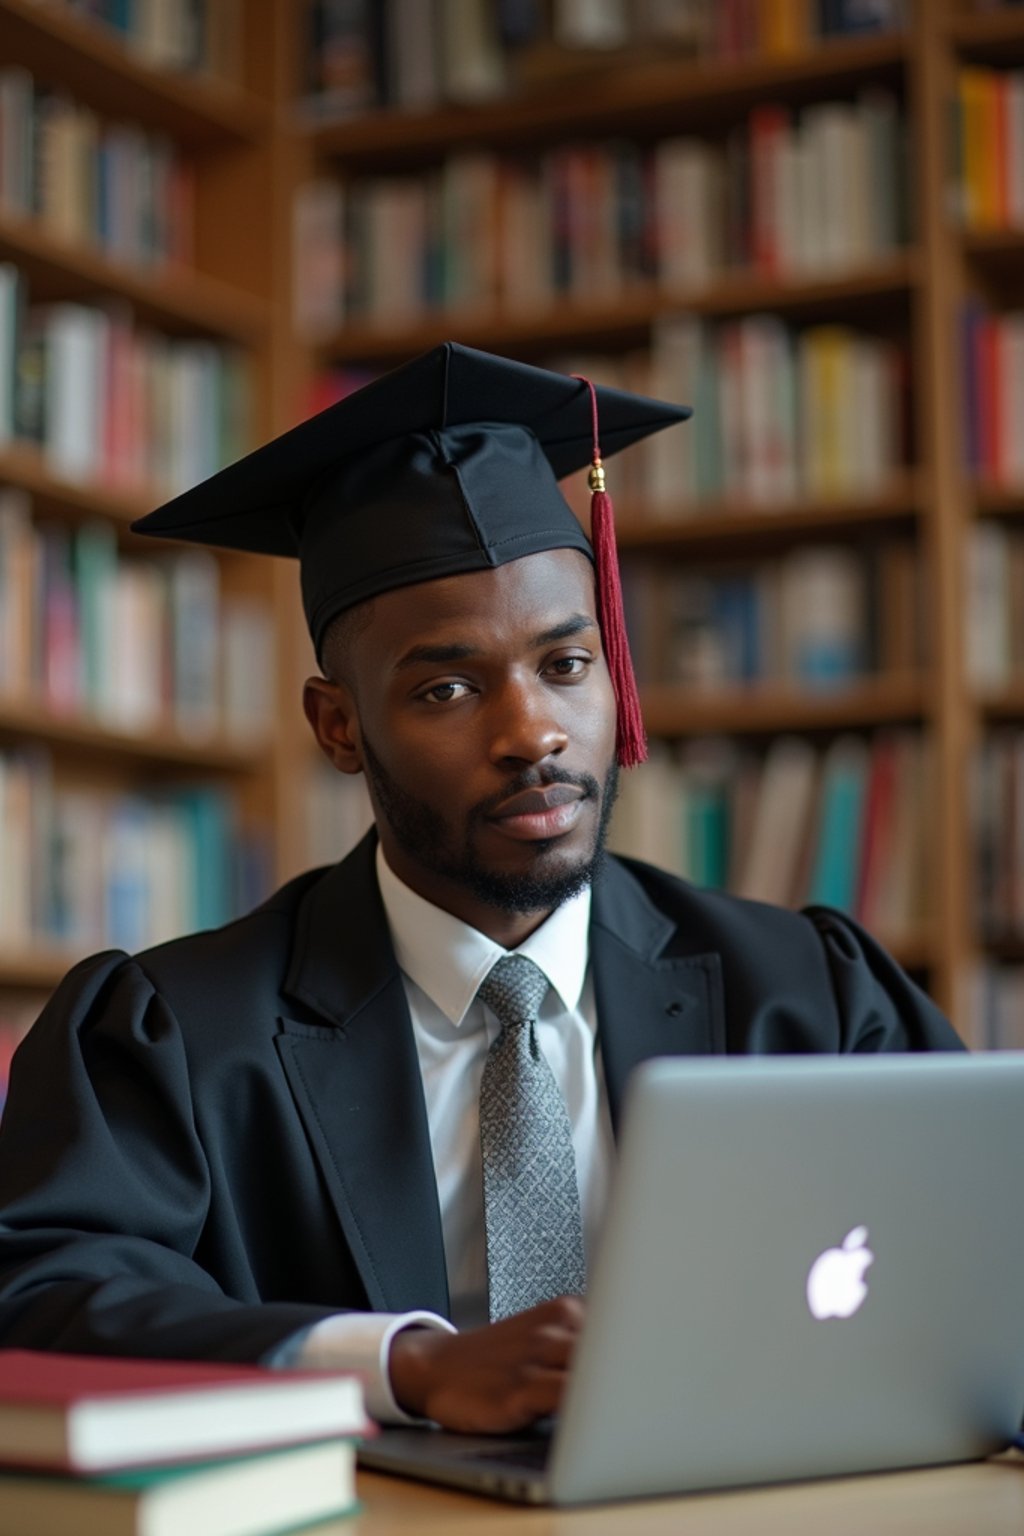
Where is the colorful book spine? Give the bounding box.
[0,748,267,955]
[0,279,252,495]
[295,90,907,327]
[0,493,274,742]
[609,728,928,939]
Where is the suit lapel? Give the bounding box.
[591,859,726,1133]
[275,834,451,1318]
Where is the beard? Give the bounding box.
[360,735,620,917]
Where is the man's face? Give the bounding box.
[310,548,619,939]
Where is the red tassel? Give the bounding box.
[573,377,648,769]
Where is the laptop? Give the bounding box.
[358,1052,1024,1505]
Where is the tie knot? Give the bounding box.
[478,954,549,1032]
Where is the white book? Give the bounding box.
[554,0,629,47]
[655,138,718,291]
[647,314,703,511]
[292,179,346,337]
[168,549,221,739]
[106,564,164,731]
[45,304,106,480]
[439,0,506,101]
[607,744,687,877]
[779,545,866,687]
[734,736,818,907]
[222,596,275,741]
[966,521,1011,686]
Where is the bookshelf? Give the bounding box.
[4,0,1024,1052]
[285,0,1024,1043]
[0,0,289,1042]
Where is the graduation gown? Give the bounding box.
[0,832,963,1362]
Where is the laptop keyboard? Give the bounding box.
[466,1441,552,1471]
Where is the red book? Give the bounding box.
[0,1350,368,1474]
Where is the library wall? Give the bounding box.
[2,0,1024,1084]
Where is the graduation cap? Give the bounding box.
[132,342,690,768]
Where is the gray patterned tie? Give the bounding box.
[477,953,587,1322]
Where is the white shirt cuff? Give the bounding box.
[293,1311,456,1424]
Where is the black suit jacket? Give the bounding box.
[0,833,962,1362]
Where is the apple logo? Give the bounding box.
[806,1226,874,1320]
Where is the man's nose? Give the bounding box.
[488,681,569,767]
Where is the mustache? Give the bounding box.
[475,766,602,822]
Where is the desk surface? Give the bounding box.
[326,1459,1024,1534]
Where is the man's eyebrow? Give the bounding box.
[395,642,478,671]
[394,615,598,672]
[534,614,598,646]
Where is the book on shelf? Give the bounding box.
[965,519,1024,687]
[953,65,1024,232]
[300,0,908,114]
[49,0,244,82]
[625,540,915,692]
[609,728,929,940]
[962,304,1024,490]
[973,731,1024,942]
[0,1350,366,1474]
[0,493,274,743]
[0,1440,358,1536]
[0,66,194,268]
[294,87,907,327]
[0,753,270,954]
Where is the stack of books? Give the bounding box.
[0,1349,367,1535]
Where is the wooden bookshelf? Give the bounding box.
[0,0,285,995]
[317,255,920,365]
[307,31,909,164]
[4,0,1021,1041]
[284,0,1010,1027]
[641,676,928,738]
[0,209,268,342]
[0,0,267,145]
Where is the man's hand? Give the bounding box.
[388,1296,585,1433]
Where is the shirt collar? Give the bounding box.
[375,843,591,1029]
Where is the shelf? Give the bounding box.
[307,32,908,167]
[976,685,1024,721]
[617,479,922,556]
[0,441,164,528]
[0,211,268,344]
[0,945,82,993]
[972,480,1024,517]
[0,698,268,774]
[317,253,919,365]
[949,8,1024,65]
[641,674,928,737]
[0,0,268,147]
[961,227,1024,260]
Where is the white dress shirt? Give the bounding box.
[293,845,616,1421]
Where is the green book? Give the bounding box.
[0,1440,359,1536]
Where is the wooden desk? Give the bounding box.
[330,1460,1024,1534]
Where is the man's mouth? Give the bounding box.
[488,784,587,842]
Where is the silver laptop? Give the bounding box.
[359,1053,1024,1505]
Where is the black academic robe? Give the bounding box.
[0,832,963,1363]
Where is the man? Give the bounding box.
[0,344,962,1434]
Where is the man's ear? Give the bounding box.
[302,677,364,776]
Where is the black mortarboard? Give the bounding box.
[132,341,690,765]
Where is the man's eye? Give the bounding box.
[548,656,589,677]
[422,681,470,704]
